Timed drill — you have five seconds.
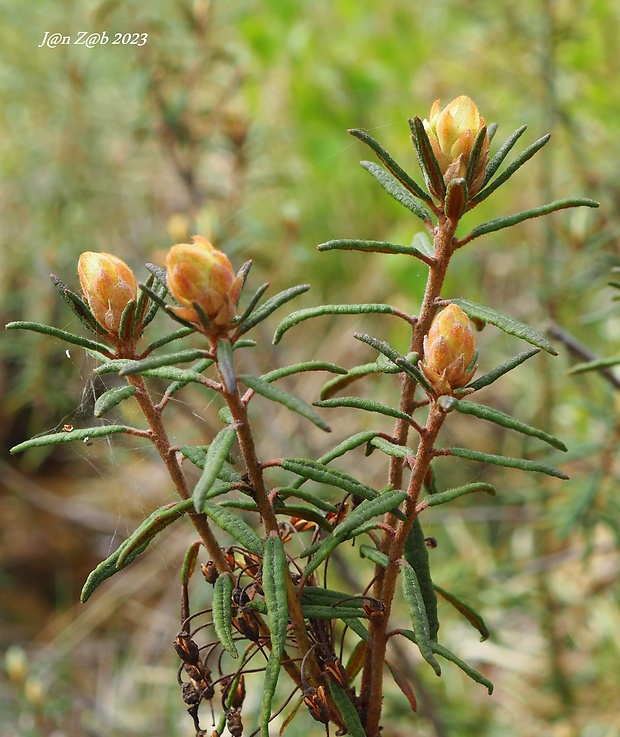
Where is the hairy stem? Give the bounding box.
[126,374,231,574]
[363,214,458,735]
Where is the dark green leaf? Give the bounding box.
[473,133,550,204]
[273,303,407,345]
[450,299,558,355]
[260,360,347,384]
[94,385,137,417]
[481,125,527,188]
[348,127,433,203]
[280,457,378,500]
[193,427,237,512]
[448,447,569,479]
[463,347,540,392]
[6,321,111,355]
[238,284,310,335]
[444,177,468,221]
[409,115,446,199]
[567,356,620,374]
[145,327,195,352]
[201,500,264,555]
[118,349,208,375]
[453,400,567,451]
[11,425,139,454]
[434,584,490,641]
[217,339,236,394]
[353,333,434,393]
[369,437,409,459]
[426,482,496,506]
[314,396,413,422]
[328,681,366,737]
[213,573,238,658]
[400,561,441,675]
[239,374,331,432]
[360,161,433,222]
[359,543,388,568]
[317,238,432,263]
[404,516,439,640]
[461,198,599,244]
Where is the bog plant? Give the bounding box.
[7,96,598,736]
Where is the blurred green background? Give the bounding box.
[1,0,619,735]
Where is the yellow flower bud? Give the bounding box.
[77,252,137,334]
[422,304,477,395]
[165,236,242,335]
[423,96,489,195]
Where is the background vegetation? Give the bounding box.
[1,0,619,735]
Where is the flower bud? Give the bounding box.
[165,236,242,335]
[78,252,137,334]
[423,96,489,195]
[422,304,477,395]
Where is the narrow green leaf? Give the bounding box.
[409,115,446,199]
[404,516,439,641]
[314,396,413,422]
[81,540,150,602]
[426,482,496,506]
[144,327,195,352]
[141,273,168,328]
[234,281,270,324]
[213,574,239,658]
[400,561,441,675]
[276,487,339,513]
[302,489,406,577]
[354,332,435,394]
[359,543,388,568]
[481,125,527,188]
[273,303,407,345]
[299,586,365,608]
[162,358,216,398]
[462,198,599,243]
[181,445,242,479]
[217,339,236,394]
[11,425,138,454]
[280,458,379,501]
[239,374,331,432]
[369,437,409,459]
[448,447,569,479]
[260,360,347,384]
[332,488,407,538]
[462,347,540,392]
[201,500,263,555]
[80,500,193,602]
[318,238,432,263]
[118,349,208,375]
[180,540,201,586]
[238,284,310,335]
[117,500,194,568]
[398,631,493,694]
[348,127,433,203]
[94,385,137,417]
[453,399,567,451]
[320,362,397,400]
[328,681,367,737]
[300,605,368,620]
[473,133,550,204]
[260,533,289,736]
[567,356,620,374]
[434,584,490,641]
[6,321,111,354]
[118,299,137,341]
[464,125,488,191]
[50,274,108,334]
[360,161,434,222]
[193,427,237,512]
[450,299,558,355]
[145,262,167,286]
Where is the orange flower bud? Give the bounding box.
[165,236,242,335]
[78,252,137,334]
[422,304,477,395]
[423,96,489,195]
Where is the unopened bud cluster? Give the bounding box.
[165,236,242,337]
[423,96,489,197]
[78,252,137,335]
[422,304,477,395]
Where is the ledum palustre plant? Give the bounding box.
[7,96,599,737]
